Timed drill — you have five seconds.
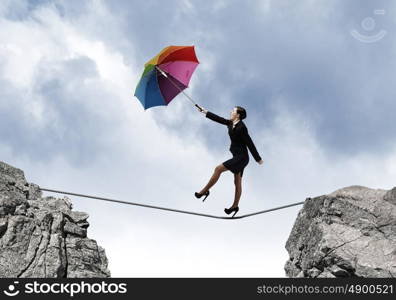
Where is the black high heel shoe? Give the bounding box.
[224,206,239,217]
[195,190,210,202]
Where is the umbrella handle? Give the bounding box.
[195,104,203,112]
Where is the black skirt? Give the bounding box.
[222,154,249,177]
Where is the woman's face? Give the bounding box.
[230,107,239,121]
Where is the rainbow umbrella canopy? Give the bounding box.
[134,45,200,110]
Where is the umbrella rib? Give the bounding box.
[155,66,196,106]
[39,187,304,220]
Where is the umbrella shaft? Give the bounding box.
[157,67,168,78]
[156,66,196,105]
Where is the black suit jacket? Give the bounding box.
[206,111,262,162]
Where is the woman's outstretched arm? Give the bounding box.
[205,111,232,126]
[196,106,231,126]
[241,126,262,162]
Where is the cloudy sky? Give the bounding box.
[1,0,396,277]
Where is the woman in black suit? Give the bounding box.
[195,106,264,217]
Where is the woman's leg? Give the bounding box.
[199,164,228,194]
[231,172,242,208]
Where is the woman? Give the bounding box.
[194,106,264,217]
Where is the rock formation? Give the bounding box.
[0,161,110,277]
[285,185,396,278]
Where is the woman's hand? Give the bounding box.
[197,105,207,114]
[258,159,264,165]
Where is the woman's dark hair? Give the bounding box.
[235,106,247,120]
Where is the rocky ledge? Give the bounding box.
[0,161,110,278]
[285,185,396,278]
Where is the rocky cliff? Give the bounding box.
[0,161,110,278]
[285,185,396,278]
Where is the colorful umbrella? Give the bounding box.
[134,45,202,110]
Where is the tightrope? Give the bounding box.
[39,187,305,220]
